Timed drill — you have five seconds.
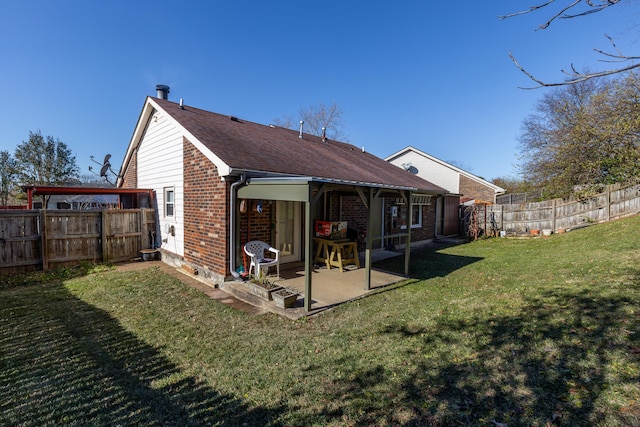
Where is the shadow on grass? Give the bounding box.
[0,282,283,426]
[374,245,483,281]
[300,272,640,426]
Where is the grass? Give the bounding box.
[1,216,640,426]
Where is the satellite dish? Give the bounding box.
[89,152,119,186]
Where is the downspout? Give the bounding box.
[229,174,247,278]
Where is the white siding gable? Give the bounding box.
[389,151,460,194]
[137,110,184,256]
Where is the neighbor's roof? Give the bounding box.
[386,146,506,194]
[132,97,446,193]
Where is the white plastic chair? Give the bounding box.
[244,240,280,278]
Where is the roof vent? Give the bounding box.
[321,127,327,142]
[299,121,304,138]
[230,116,239,122]
[156,84,170,100]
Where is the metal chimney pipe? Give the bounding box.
[156,84,170,100]
[299,121,304,139]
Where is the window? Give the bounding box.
[164,187,174,217]
[398,194,431,229]
[411,205,423,228]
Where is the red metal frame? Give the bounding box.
[23,186,155,209]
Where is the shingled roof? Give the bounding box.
[149,97,445,193]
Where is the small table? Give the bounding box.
[313,237,361,272]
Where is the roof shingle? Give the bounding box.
[152,97,445,193]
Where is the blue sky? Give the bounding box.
[0,1,635,182]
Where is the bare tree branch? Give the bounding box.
[501,1,633,87]
[498,0,556,20]
[510,51,640,88]
[499,0,621,29]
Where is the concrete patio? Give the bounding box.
[220,250,407,319]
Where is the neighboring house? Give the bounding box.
[22,186,154,210]
[386,146,506,203]
[117,87,447,311]
[386,146,506,236]
[32,194,120,210]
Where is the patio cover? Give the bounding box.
[237,175,428,311]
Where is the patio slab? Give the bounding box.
[220,262,406,319]
[274,264,404,306]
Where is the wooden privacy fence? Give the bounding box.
[0,208,156,274]
[465,181,640,238]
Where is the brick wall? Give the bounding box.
[336,194,436,246]
[183,138,229,276]
[386,199,436,245]
[121,150,137,188]
[459,175,496,203]
[239,200,273,248]
[339,195,368,232]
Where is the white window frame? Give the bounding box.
[399,194,431,229]
[164,187,175,218]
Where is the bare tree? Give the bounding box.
[273,102,348,141]
[500,0,637,87]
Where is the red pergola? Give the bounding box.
[23,186,155,210]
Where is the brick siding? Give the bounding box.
[183,138,229,276]
[329,194,436,245]
[459,175,496,203]
[337,195,368,233]
[386,199,436,244]
[239,200,273,252]
[121,150,137,188]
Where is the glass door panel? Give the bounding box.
[275,201,300,263]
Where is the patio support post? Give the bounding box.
[303,185,315,312]
[365,187,374,290]
[404,191,412,276]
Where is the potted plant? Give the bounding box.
[246,271,281,301]
[272,288,299,309]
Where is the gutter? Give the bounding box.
[229,174,247,278]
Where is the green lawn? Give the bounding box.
[1,216,639,426]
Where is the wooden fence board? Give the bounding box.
[0,211,41,274]
[466,181,640,238]
[0,208,156,274]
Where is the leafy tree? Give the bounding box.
[273,102,348,141]
[13,131,80,186]
[0,150,17,206]
[500,0,635,87]
[519,73,640,197]
[491,176,534,195]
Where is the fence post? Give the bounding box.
[101,210,108,263]
[552,199,557,232]
[139,209,147,250]
[40,210,48,271]
[606,184,611,222]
